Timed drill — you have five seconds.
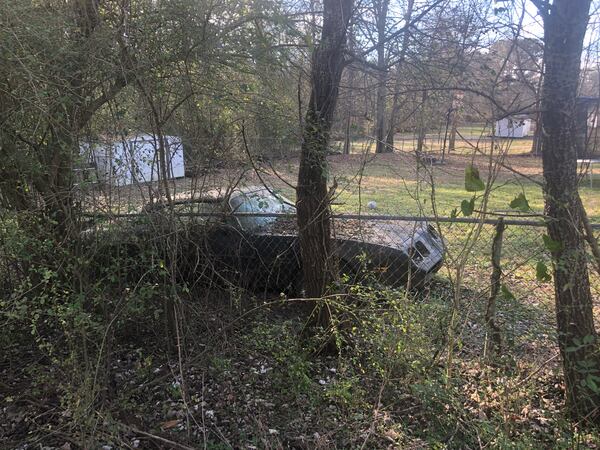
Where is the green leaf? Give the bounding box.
[587,375,600,393]
[536,261,552,282]
[583,335,596,345]
[461,197,476,216]
[450,208,458,219]
[542,234,562,252]
[465,165,485,192]
[509,193,530,212]
[501,284,515,300]
[578,359,597,369]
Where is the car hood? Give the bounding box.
[262,217,443,252]
[337,219,444,253]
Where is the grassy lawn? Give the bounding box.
[456,123,489,135]
[259,151,600,221]
[332,131,536,156]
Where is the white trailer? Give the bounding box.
[89,134,185,186]
[494,117,531,138]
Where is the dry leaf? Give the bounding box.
[161,419,180,430]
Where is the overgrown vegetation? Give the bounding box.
[3,0,600,447]
[1,224,596,447]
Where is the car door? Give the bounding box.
[228,189,301,292]
[202,220,251,285]
[243,233,301,293]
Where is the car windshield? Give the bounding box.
[229,188,295,231]
[145,195,230,225]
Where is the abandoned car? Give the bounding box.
[140,186,445,293]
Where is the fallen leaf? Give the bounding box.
[161,419,180,430]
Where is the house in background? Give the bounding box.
[493,116,532,138]
[82,133,185,186]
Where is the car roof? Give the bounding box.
[144,186,278,211]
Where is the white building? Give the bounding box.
[85,134,185,186]
[494,117,532,138]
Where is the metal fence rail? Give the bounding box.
[84,210,600,228]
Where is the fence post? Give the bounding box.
[485,217,505,356]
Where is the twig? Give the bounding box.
[455,129,543,187]
[577,196,600,277]
[267,160,297,190]
[241,123,296,207]
[515,353,560,387]
[129,427,198,450]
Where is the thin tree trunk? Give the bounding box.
[374,0,390,154]
[441,107,451,162]
[448,101,458,153]
[531,117,542,155]
[385,0,414,150]
[416,90,428,154]
[539,0,600,421]
[531,63,544,155]
[343,27,356,156]
[343,111,352,155]
[40,130,77,236]
[296,0,353,324]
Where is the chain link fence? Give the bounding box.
[84,206,600,308]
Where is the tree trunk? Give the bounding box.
[385,0,414,151]
[575,99,590,159]
[441,105,451,162]
[374,0,390,154]
[540,0,600,421]
[343,26,356,156]
[448,100,458,153]
[38,130,77,236]
[416,90,428,154]
[343,110,352,155]
[531,61,545,155]
[296,0,353,320]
